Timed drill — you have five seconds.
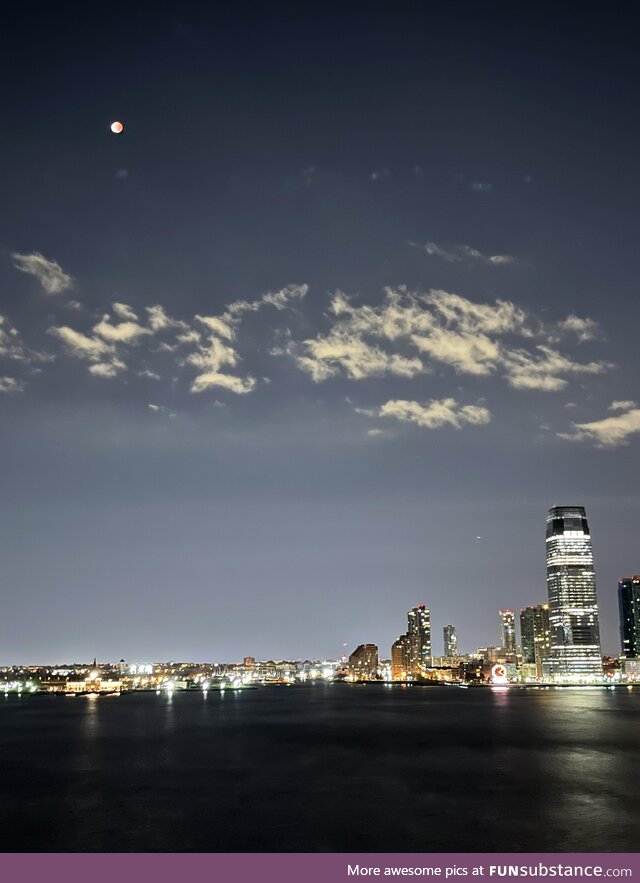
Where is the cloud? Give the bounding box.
[369,169,390,181]
[225,283,308,318]
[148,403,176,417]
[145,304,187,332]
[280,287,607,391]
[609,400,637,411]
[0,315,30,362]
[502,345,610,391]
[292,331,424,382]
[194,316,234,340]
[48,326,115,362]
[555,314,599,343]
[185,335,255,395]
[379,398,492,430]
[112,302,139,321]
[93,314,152,343]
[0,376,24,393]
[12,252,74,294]
[414,242,516,266]
[559,402,640,447]
[191,371,255,394]
[88,360,126,378]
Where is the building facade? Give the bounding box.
[391,635,411,680]
[498,609,516,662]
[348,644,379,680]
[443,624,458,658]
[618,576,640,658]
[520,603,551,679]
[407,604,431,674]
[545,506,602,681]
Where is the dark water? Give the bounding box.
[1,684,639,852]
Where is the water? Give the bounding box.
[1,684,639,852]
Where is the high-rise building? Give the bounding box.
[545,506,603,681]
[391,635,411,680]
[498,609,516,662]
[348,644,379,680]
[443,625,458,658]
[520,603,551,678]
[407,604,431,673]
[618,577,640,658]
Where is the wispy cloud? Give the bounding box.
[0,376,24,393]
[280,287,608,392]
[0,315,30,362]
[559,401,640,447]
[379,398,492,430]
[413,242,516,266]
[12,252,74,294]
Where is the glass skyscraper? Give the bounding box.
[407,604,431,673]
[618,576,640,658]
[520,603,551,678]
[545,505,602,681]
[498,609,516,662]
[443,624,457,658]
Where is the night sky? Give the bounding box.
[1,4,639,664]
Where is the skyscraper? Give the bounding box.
[618,577,640,659]
[545,506,603,680]
[407,604,431,674]
[498,609,516,662]
[391,635,411,680]
[443,624,458,658]
[520,603,551,678]
[348,644,379,680]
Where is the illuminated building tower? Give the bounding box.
[407,604,431,674]
[391,635,411,680]
[443,625,458,658]
[618,577,640,658]
[545,506,603,680]
[520,604,551,678]
[498,609,516,663]
[348,644,379,680]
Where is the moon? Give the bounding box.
[110,121,124,134]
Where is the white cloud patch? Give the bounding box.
[88,360,126,379]
[0,376,24,393]
[379,398,492,430]
[225,283,308,318]
[93,314,152,343]
[112,302,139,321]
[280,287,607,392]
[0,315,30,362]
[48,326,115,362]
[12,252,74,294]
[414,242,516,266]
[557,314,599,343]
[559,402,640,447]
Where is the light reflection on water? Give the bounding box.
[0,685,639,852]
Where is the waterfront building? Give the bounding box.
[618,576,640,658]
[443,624,458,658]
[348,644,379,680]
[545,506,603,681]
[391,635,411,680]
[407,604,431,674]
[498,609,516,663]
[520,603,551,679]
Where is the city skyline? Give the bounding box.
[2,6,640,664]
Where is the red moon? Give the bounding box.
[110,121,124,134]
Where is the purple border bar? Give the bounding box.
[3,854,639,883]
